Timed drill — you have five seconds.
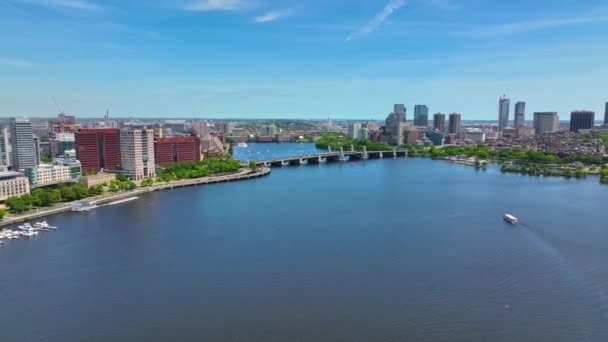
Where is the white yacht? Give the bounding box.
[237,142,248,148]
[18,224,39,237]
[34,220,57,230]
[504,213,518,224]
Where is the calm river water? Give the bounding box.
[1,144,607,341]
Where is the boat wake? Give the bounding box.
[519,223,608,340]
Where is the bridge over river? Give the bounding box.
[253,146,409,167]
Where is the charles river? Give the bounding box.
[2,143,608,341]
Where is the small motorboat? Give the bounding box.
[504,213,518,224]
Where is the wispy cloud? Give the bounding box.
[254,9,290,23]
[345,0,406,42]
[469,14,608,37]
[19,0,103,10]
[183,0,251,11]
[0,58,34,68]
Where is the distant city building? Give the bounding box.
[193,121,210,138]
[215,122,232,136]
[403,128,420,145]
[0,171,30,202]
[200,136,225,155]
[0,126,10,169]
[358,127,369,140]
[348,123,362,139]
[605,102,608,126]
[164,120,188,133]
[79,172,116,188]
[48,113,76,134]
[448,113,461,134]
[570,111,595,133]
[259,124,278,137]
[120,129,156,180]
[394,104,406,122]
[464,129,486,143]
[414,105,429,126]
[433,113,446,132]
[514,101,526,127]
[154,137,201,166]
[426,131,445,146]
[498,95,510,131]
[10,117,37,170]
[533,112,559,134]
[50,133,75,157]
[25,164,72,187]
[516,126,535,137]
[385,112,403,145]
[75,128,121,172]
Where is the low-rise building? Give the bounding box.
[79,173,116,188]
[25,164,72,187]
[0,171,30,202]
[53,156,82,182]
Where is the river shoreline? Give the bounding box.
[0,167,271,228]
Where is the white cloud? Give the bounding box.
[20,0,102,10]
[183,0,251,11]
[0,58,34,67]
[345,0,406,42]
[254,9,290,23]
[470,15,608,37]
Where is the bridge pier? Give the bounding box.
[350,144,355,152]
[328,146,332,153]
[298,158,308,165]
[379,151,383,159]
[393,149,397,158]
[362,146,368,160]
[339,147,345,162]
[281,160,289,167]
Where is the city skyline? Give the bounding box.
[1,0,608,119]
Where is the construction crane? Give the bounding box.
[52,96,65,115]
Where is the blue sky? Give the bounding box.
[1,0,607,120]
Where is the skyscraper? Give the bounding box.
[10,117,37,170]
[75,128,121,172]
[414,105,429,126]
[0,126,11,169]
[498,95,510,131]
[569,111,595,133]
[533,112,559,134]
[433,113,446,132]
[514,101,526,127]
[120,128,155,180]
[604,102,608,126]
[394,104,406,122]
[448,113,461,134]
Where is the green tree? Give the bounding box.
[0,208,6,220]
[5,196,27,213]
[248,161,258,171]
[73,183,89,199]
[41,154,53,163]
[60,186,77,201]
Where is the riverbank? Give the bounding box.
[0,167,270,228]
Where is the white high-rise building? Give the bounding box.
[533,112,559,134]
[498,96,510,131]
[10,117,37,170]
[0,126,11,170]
[348,123,362,139]
[514,101,526,127]
[120,129,156,180]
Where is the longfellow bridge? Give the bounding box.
[253,146,409,167]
